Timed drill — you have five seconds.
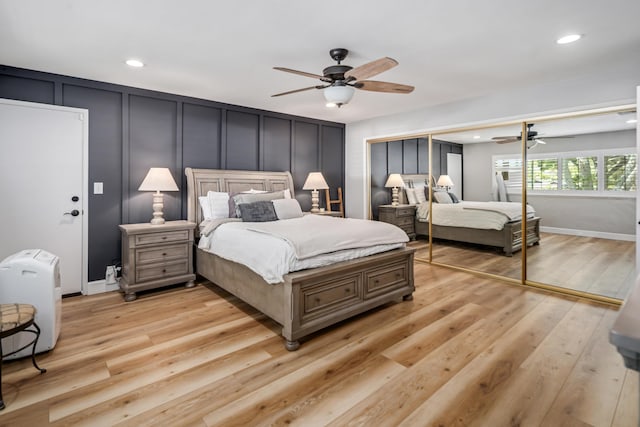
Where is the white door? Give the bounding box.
[447,152,462,200]
[0,99,88,295]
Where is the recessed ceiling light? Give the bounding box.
[125,59,144,68]
[556,34,582,45]
[627,119,638,124]
[473,135,481,139]
[326,102,337,108]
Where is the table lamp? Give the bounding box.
[384,174,405,206]
[303,172,329,213]
[138,167,179,224]
[437,175,454,192]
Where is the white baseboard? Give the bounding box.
[86,279,120,295]
[540,226,635,242]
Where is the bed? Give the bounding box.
[401,174,540,256]
[186,168,415,351]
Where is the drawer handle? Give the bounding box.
[162,236,167,240]
[344,288,350,293]
[162,252,167,256]
[374,279,379,284]
[162,269,167,273]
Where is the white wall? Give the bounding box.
[345,62,640,219]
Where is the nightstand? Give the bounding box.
[378,204,416,240]
[119,220,196,301]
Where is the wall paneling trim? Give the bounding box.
[0,65,345,281]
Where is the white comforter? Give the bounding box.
[416,201,536,230]
[199,215,408,284]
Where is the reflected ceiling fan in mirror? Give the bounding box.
[272,48,414,107]
[492,123,571,149]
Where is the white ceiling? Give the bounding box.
[1,0,639,124]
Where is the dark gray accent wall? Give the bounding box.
[369,137,462,219]
[0,65,345,281]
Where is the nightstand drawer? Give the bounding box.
[136,260,190,283]
[393,216,414,227]
[134,230,189,246]
[395,207,415,217]
[136,243,189,265]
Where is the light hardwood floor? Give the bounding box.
[0,261,637,426]
[417,233,635,300]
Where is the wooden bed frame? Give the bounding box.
[415,217,540,256]
[400,174,541,256]
[185,168,415,351]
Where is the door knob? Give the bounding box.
[64,210,80,217]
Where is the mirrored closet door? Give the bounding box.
[525,109,637,301]
[428,123,525,282]
[367,104,636,305]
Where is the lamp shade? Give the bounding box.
[303,172,329,190]
[324,84,355,107]
[384,173,405,188]
[138,167,179,192]
[436,175,454,188]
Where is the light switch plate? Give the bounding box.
[94,182,103,194]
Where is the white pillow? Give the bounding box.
[284,188,292,199]
[207,191,230,219]
[272,198,303,219]
[198,196,213,219]
[433,191,453,204]
[404,188,417,205]
[415,188,427,204]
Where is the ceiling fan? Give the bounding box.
[492,123,549,149]
[272,48,414,107]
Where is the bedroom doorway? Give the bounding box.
[0,99,88,295]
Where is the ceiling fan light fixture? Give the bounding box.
[323,84,355,108]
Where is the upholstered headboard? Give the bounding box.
[185,168,296,235]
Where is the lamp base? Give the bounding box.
[150,191,166,225]
[310,189,320,213]
[391,187,399,206]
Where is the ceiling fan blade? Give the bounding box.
[491,136,518,140]
[355,80,414,94]
[271,85,324,97]
[273,67,324,80]
[495,138,519,144]
[345,57,398,81]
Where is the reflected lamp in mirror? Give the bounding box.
[303,172,329,213]
[138,167,179,225]
[437,175,454,192]
[384,173,405,206]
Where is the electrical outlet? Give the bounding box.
[105,265,118,285]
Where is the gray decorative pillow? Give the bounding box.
[238,201,278,222]
[231,190,286,217]
[448,192,460,203]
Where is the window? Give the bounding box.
[493,149,636,196]
[605,154,637,191]
[527,158,558,190]
[561,156,597,190]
